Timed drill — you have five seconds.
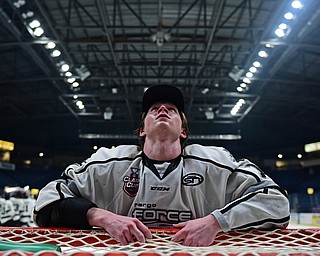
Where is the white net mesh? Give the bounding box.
[0,227,320,256]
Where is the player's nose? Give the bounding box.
[158,104,168,113]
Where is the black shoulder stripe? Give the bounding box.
[56,182,64,200]
[232,216,290,231]
[235,168,261,182]
[221,185,287,214]
[74,154,142,174]
[182,155,234,172]
[221,191,258,214]
[182,155,263,182]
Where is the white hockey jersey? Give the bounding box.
[34,144,290,232]
[0,198,14,225]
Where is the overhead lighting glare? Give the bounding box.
[284,12,294,20]
[67,77,76,84]
[22,11,34,19]
[33,27,44,37]
[65,72,72,77]
[243,77,251,84]
[29,20,41,29]
[249,67,257,73]
[230,109,237,116]
[61,64,70,72]
[72,82,80,88]
[13,0,26,8]
[230,99,245,116]
[275,28,286,38]
[76,100,83,107]
[304,141,320,153]
[253,61,261,68]
[45,42,56,49]
[246,72,253,78]
[201,88,210,94]
[307,187,314,195]
[76,100,85,110]
[291,1,303,9]
[51,50,61,57]
[238,99,245,105]
[279,23,288,30]
[258,50,268,58]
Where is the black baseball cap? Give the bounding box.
[142,85,184,113]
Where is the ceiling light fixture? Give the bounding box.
[13,0,26,8]
[45,42,56,49]
[51,50,61,57]
[253,61,261,68]
[284,12,294,20]
[291,0,303,9]
[67,77,76,84]
[21,11,34,19]
[72,82,80,88]
[61,64,70,72]
[33,27,44,37]
[231,0,304,118]
[29,20,40,28]
[258,50,268,58]
[15,1,84,97]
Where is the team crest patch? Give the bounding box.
[123,167,140,197]
[182,173,204,186]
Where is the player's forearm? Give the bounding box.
[87,207,114,228]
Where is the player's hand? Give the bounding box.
[172,214,222,246]
[87,207,152,245]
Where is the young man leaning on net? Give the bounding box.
[33,85,290,247]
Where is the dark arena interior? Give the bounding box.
[0,0,320,228]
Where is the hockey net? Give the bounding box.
[0,227,319,256]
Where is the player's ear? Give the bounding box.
[139,127,146,137]
[180,128,187,139]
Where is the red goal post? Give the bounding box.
[0,227,319,256]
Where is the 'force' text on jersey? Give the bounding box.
[132,208,192,223]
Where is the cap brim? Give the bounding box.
[142,85,184,113]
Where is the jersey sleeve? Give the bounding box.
[33,145,140,228]
[211,153,290,232]
[33,148,106,228]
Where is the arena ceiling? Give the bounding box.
[0,0,320,162]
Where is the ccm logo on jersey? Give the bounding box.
[149,185,170,191]
[182,173,204,186]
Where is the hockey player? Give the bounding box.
[33,85,290,246]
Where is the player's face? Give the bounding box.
[140,102,186,141]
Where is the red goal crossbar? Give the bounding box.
[0,227,319,256]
